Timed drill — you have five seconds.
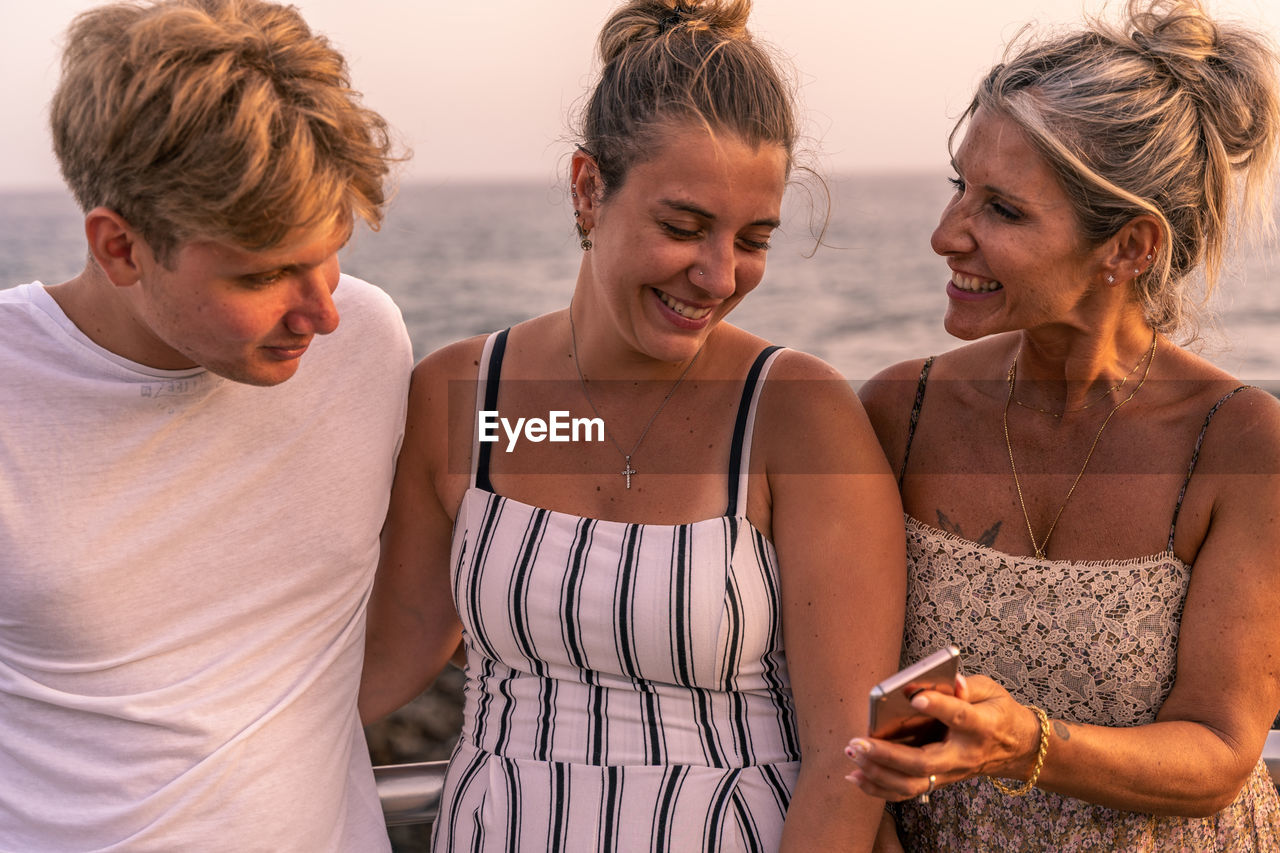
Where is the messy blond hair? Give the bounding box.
[580,0,798,196]
[957,0,1280,338]
[51,0,397,261]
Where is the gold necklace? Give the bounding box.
[568,303,701,489]
[1012,337,1151,418]
[1003,332,1157,559]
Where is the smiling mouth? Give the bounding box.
[656,289,713,320]
[950,272,1003,293]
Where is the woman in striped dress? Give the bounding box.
[359,1,905,850]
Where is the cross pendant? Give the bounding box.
[621,457,636,489]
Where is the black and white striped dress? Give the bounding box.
[432,330,800,852]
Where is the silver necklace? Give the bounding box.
[568,303,701,489]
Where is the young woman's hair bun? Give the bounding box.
[597,0,751,67]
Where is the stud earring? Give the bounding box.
[1134,268,1141,275]
[1107,274,1115,284]
[1146,254,1153,260]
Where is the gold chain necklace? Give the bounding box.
[568,303,701,489]
[1003,331,1157,559]
[1012,339,1150,418]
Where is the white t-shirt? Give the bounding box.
[0,276,411,852]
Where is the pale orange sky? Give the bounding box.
[3,0,1278,189]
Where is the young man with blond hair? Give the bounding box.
[0,1,411,849]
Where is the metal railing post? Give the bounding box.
[375,760,450,827]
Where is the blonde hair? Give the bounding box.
[956,0,1280,337]
[51,0,397,261]
[579,0,798,196]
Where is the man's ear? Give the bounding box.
[84,207,143,287]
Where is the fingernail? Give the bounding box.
[845,770,863,784]
[911,693,929,710]
[957,673,968,690]
[848,738,870,755]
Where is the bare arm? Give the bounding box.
[358,346,475,723]
[848,389,1280,816]
[760,354,907,851]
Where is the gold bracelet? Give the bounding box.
[990,704,1051,796]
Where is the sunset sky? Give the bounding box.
[3,0,1278,190]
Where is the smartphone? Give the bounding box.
[868,645,961,746]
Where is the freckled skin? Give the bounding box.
[933,107,1111,343]
[76,219,351,386]
[572,124,787,369]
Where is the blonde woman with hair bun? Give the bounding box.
[360,1,905,849]
[850,0,1280,849]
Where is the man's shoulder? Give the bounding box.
[332,273,404,327]
[327,273,411,357]
[0,281,41,308]
[0,283,59,352]
[297,274,411,401]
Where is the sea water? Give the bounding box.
[3,175,1278,383]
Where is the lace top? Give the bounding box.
[901,519,1188,727]
[890,359,1280,851]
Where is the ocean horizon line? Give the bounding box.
[0,168,953,200]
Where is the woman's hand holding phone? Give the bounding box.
[847,663,1047,804]
[866,645,962,746]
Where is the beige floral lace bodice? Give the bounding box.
[901,517,1188,727]
[891,367,1280,850]
[894,520,1280,851]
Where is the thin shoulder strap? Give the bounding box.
[1167,384,1253,552]
[726,346,786,517]
[470,329,510,493]
[897,356,936,489]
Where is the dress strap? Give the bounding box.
[470,329,511,493]
[725,346,786,517]
[1167,384,1254,552]
[898,356,936,489]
